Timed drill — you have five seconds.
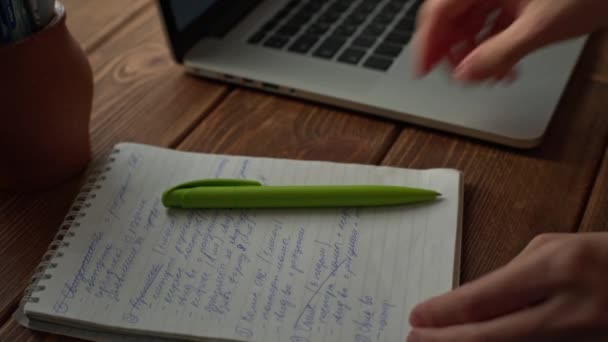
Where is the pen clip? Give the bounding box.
[162,179,263,207]
[166,179,262,192]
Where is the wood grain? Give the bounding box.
[0,318,46,342]
[0,5,227,331]
[0,318,81,342]
[178,88,400,163]
[579,148,608,233]
[61,0,151,53]
[382,75,608,283]
[85,8,229,156]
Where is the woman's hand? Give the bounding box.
[408,233,608,341]
[412,0,608,82]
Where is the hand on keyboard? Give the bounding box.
[412,0,608,82]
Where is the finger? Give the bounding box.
[412,0,489,76]
[409,246,558,328]
[408,299,557,342]
[453,13,546,81]
[447,39,475,69]
[514,233,569,260]
[475,6,512,45]
[478,10,517,84]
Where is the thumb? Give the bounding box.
[453,14,543,81]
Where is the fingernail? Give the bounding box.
[453,52,481,82]
[407,330,422,342]
[453,62,473,81]
[409,310,423,326]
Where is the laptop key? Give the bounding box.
[313,37,347,59]
[372,14,393,25]
[299,2,324,17]
[395,17,416,33]
[288,14,312,27]
[333,24,357,37]
[352,36,376,48]
[289,34,320,53]
[335,0,352,9]
[406,2,422,19]
[338,48,366,65]
[385,32,412,45]
[264,36,290,49]
[248,31,266,44]
[375,43,403,57]
[261,19,280,32]
[328,1,350,12]
[355,2,378,13]
[318,10,342,24]
[363,56,394,71]
[344,12,369,26]
[362,23,386,37]
[297,5,320,17]
[383,1,405,12]
[276,8,292,19]
[284,0,300,10]
[375,11,396,23]
[278,24,301,37]
[302,1,324,12]
[307,22,331,35]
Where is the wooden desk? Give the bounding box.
[1,1,607,340]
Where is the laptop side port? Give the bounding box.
[261,83,279,91]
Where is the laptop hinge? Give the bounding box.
[211,1,263,37]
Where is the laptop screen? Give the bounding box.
[169,0,217,31]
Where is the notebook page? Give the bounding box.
[23,143,461,342]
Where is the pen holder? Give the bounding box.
[0,2,93,192]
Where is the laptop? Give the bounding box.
[156,0,587,148]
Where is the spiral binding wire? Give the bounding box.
[21,148,120,305]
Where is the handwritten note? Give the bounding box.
[24,143,461,342]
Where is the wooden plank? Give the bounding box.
[178,88,400,163]
[579,148,608,233]
[0,5,228,330]
[0,318,45,342]
[382,75,608,283]
[61,0,151,53]
[84,9,229,155]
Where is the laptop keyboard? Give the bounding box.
[248,0,424,71]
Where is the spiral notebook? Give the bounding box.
[16,143,463,342]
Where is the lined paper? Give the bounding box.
[21,143,461,342]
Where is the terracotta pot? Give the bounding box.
[0,2,93,192]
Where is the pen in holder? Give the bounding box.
[0,2,93,192]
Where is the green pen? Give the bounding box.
[162,179,441,209]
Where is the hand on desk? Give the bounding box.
[412,0,608,82]
[408,0,608,340]
[407,233,608,342]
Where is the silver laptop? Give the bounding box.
[157,0,587,148]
